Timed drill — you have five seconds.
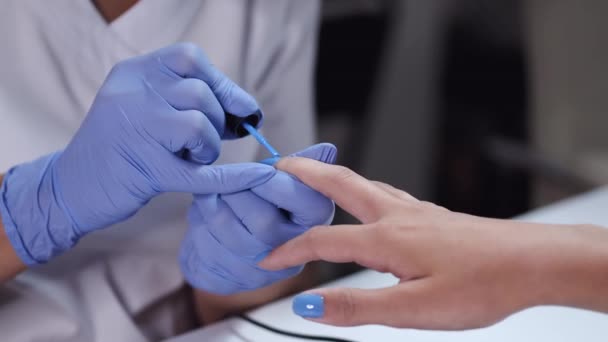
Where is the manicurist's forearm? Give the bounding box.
[0,174,26,282]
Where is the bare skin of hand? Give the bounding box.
[260,158,608,329]
[0,174,27,282]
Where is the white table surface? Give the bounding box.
[168,187,608,341]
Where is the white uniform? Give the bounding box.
[0,0,320,340]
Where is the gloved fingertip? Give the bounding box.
[289,143,338,164]
[254,250,272,264]
[315,142,338,151]
[321,143,338,164]
[232,88,260,114]
[187,146,220,165]
[184,163,276,194]
[249,162,277,175]
[218,83,260,119]
[236,163,277,188]
[258,156,281,166]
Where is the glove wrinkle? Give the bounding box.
[180,143,338,294]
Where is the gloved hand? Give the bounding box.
[0,43,274,265]
[179,143,338,294]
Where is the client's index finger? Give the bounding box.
[258,224,379,271]
[275,157,394,224]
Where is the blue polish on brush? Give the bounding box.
[242,122,281,158]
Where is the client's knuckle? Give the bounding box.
[305,226,326,258]
[330,165,357,185]
[336,289,358,323]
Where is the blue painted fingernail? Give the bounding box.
[293,293,324,318]
[254,250,272,263]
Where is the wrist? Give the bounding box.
[0,152,79,265]
[543,225,608,312]
[523,223,608,311]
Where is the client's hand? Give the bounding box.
[179,143,337,294]
[260,157,608,329]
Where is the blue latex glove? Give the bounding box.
[0,43,274,265]
[179,143,338,294]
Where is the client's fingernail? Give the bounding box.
[254,250,272,264]
[293,293,325,318]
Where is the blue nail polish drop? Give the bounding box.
[293,293,325,318]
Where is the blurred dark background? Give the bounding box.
[314,0,608,227]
